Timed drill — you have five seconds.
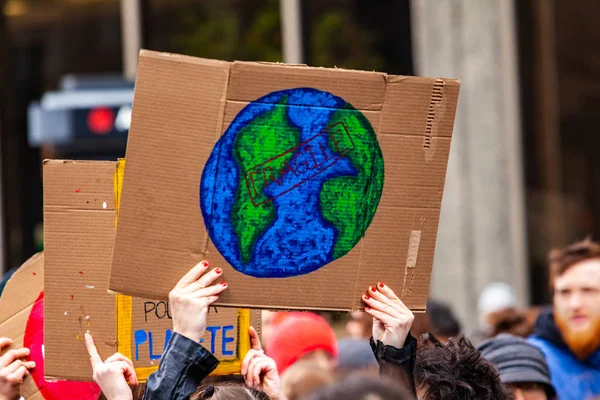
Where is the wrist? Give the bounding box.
[173,328,203,343]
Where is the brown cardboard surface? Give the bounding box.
[110,50,460,311]
[43,160,259,382]
[43,160,117,381]
[0,253,45,399]
[0,253,102,399]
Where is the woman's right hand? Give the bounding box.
[169,260,228,342]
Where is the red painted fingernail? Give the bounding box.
[201,261,209,267]
[364,294,370,300]
[370,286,377,292]
[365,307,371,311]
[215,268,222,274]
[378,282,384,288]
[221,282,227,286]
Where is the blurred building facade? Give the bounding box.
[1,0,599,329]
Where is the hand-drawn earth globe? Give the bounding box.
[200,88,384,278]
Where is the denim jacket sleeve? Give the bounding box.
[370,333,417,395]
[143,332,219,400]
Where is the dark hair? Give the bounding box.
[192,382,269,400]
[304,374,414,400]
[549,237,600,288]
[485,307,534,338]
[414,335,510,400]
[427,299,461,337]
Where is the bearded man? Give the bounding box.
[529,238,600,400]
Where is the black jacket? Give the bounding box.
[143,332,219,400]
[370,333,417,395]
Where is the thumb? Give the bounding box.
[249,326,262,351]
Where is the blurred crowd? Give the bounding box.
[0,238,599,400]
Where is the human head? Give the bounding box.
[281,358,336,400]
[426,299,461,343]
[477,283,517,333]
[304,374,414,400]
[549,238,600,359]
[266,312,338,375]
[193,383,269,400]
[486,307,534,338]
[477,334,556,400]
[414,335,509,400]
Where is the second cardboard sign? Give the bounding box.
[43,159,259,381]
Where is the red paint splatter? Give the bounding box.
[32,272,36,276]
[79,271,84,275]
[24,292,100,399]
[70,295,74,300]
[75,189,81,193]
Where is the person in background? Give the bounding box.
[478,334,556,400]
[414,335,510,400]
[426,299,461,344]
[0,337,36,400]
[304,374,414,400]
[266,312,338,377]
[485,307,536,338]
[335,338,378,375]
[470,282,518,345]
[345,312,373,340]
[529,238,600,400]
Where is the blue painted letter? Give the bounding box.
[134,330,147,361]
[222,325,235,356]
[205,326,221,354]
[148,331,162,360]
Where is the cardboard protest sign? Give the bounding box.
[109,50,460,311]
[0,253,101,399]
[43,159,259,382]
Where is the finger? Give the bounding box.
[241,349,264,376]
[363,294,401,318]
[120,362,139,386]
[190,281,228,298]
[205,295,220,306]
[249,326,262,351]
[377,283,410,312]
[181,267,223,294]
[23,361,36,370]
[0,337,13,350]
[84,333,103,368]
[0,348,30,368]
[364,307,403,327]
[4,360,35,374]
[367,285,405,315]
[173,260,210,290]
[8,366,28,383]
[182,267,224,293]
[3,360,23,374]
[104,353,135,370]
[250,358,268,388]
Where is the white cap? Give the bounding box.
[477,282,517,316]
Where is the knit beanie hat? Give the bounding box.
[266,312,338,375]
[337,338,377,370]
[477,334,556,397]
